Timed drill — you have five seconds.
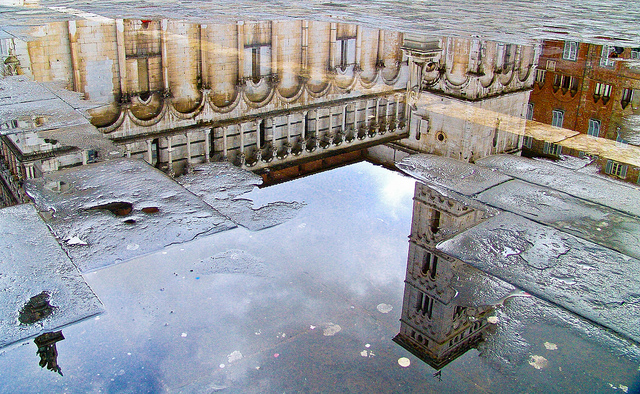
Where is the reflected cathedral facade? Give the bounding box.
[394,182,494,370]
[0,17,541,206]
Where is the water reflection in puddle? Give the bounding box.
[0,4,639,392]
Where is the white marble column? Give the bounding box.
[256,119,262,149]
[166,136,173,169]
[204,131,210,162]
[329,23,337,69]
[328,108,333,135]
[185,132,192,166]
[146,140,153,164]
[272,118,277,145]
[161,19,170,91]
[115,19,127,95]
[364,99,370,127]
[286,115,291,144]
[237,22,245,81]
[302,111,308,140]
[223,126,228,157]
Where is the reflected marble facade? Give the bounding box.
[5,19,408,178]
[0,17,546,207]
[378,35,537,163]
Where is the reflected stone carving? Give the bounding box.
[19,292,55,325]
[394,183,493,370]
[34,331,65,376]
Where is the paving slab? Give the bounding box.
[24,158,236,272]
[477,179,640,260]
[437,212,640,344]
[0,203,103,349]
[397,154,512,196]
[476,154,640,217]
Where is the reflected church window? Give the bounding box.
[543,141,562,156]
[551,109,564,127]
[600,45,616,68]
[416,291,434,319]
[594,82,612,103]
[336,38,356,69]
[562,41,578,61]
[621,88,633,109]
[244,45,272,83]
[606,160,628,178]
[535,69,546,85]
[587,119,601,137]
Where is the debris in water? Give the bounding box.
[528,355,548,369]
[181,332,187,338]
[398,357,411,367]
[365,343,371,348]
[219,364,225,369]
[66,236,87,245]
[323,323,342,336]
[273,353,280,358]
[487,316,499,324]
[376,303,393,313]
[609,383,630,393]
[227,351,242,363]
[89,201,133,217]
[544,342,558,350]
[360,349,375,358]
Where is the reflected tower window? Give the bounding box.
[416,291,434,319]
[421,252,438,279]
[551,109,564,127]
[621,88,633,109]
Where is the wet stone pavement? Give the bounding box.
[0,161,638,393]
[0,1,639,393]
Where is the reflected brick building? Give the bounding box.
[527,40,640,183]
